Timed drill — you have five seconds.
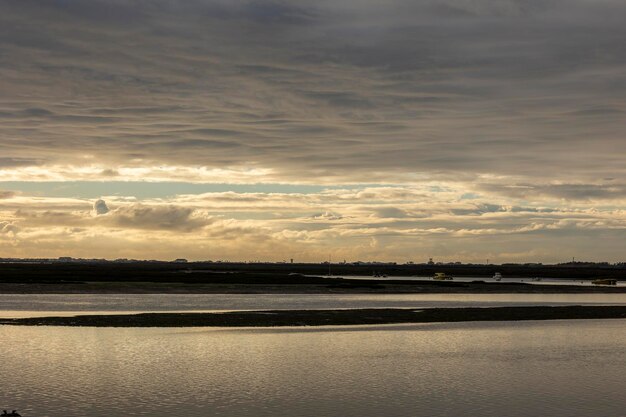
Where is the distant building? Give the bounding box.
[173,258,188,263]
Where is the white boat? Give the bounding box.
[493,272,502,281]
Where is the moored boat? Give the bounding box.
[493,272,502,281]
[433,272,453,281]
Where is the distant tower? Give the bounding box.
[290,258,293,264]
[328,255,332,276]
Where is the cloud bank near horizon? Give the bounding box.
[2,188,626,263]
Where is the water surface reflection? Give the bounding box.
[1,320,625,417]
[2,293,626,318]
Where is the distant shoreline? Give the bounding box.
[2,262,625,294]
[2,306,626,327]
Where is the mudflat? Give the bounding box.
[2,306,626,327]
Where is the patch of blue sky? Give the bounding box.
[0,181,387,199]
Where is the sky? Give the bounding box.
[1,0,625,263]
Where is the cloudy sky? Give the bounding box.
[1,0,625,262]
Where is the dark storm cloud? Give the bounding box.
[93,199,110,215]
[1,0,625,185]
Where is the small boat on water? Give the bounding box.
[592,279,617,286]
[493,272,502,281]
[433,272,453,281]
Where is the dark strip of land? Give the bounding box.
[2,306,626,327]
[1,262,624,294]
[3,261,626,280]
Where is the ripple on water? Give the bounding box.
[1,293,626,318]
[1,320,625,417]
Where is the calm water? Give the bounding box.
[1,320,625,417]
[1,293,626,318]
